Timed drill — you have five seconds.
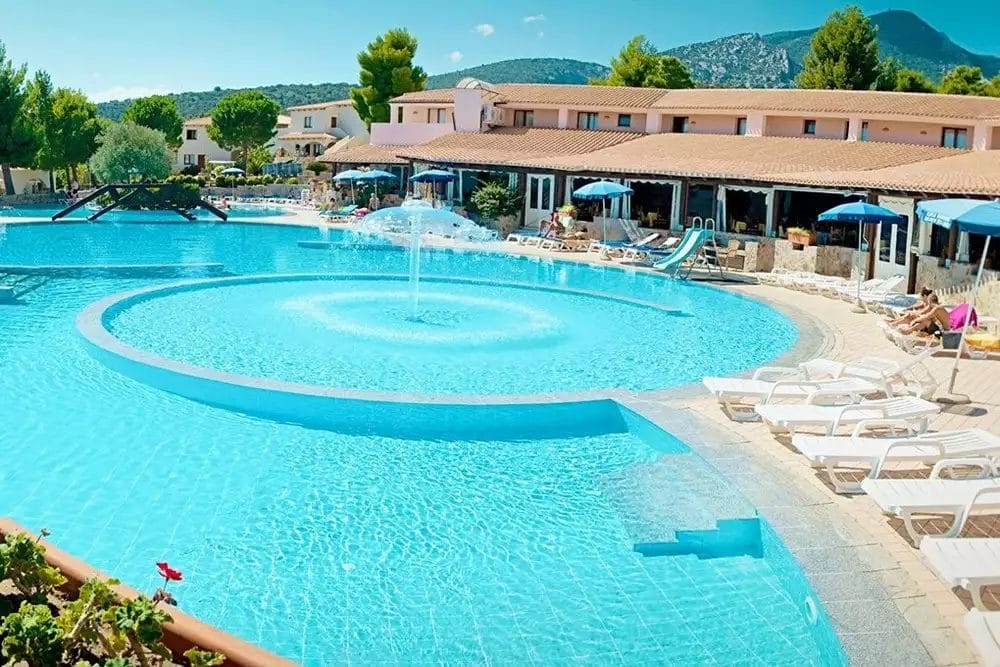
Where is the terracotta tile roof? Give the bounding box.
[653,88,1000,120]
[770,149,1000,195]
[395,127,642,167]
[317,142,407,165]
[280,132,338,142]
[186,116,212,127]
[393,84,664,108]
[494,84,666,108]
[538,134,961,180]
[285,99,353,111]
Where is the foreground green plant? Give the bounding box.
[1,601,64,667]
[184,648,226,667]
[0,532,66,599]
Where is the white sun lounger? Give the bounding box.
[703,376,877,421]
[755,396,940,436]
[965,610,1000,667]
[793,426,1000,493]
[860,475,1000,545]
[798,348,938,399]
[920,537,1000,610]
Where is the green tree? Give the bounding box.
[88,121,173,183]
[0,41,37,195]
[23,71,55,189]
[894,68,936,93]
[590,35,694,88]
[207,90,279,170]
[987,75,1000,98]
[122,94,183,149]
[305,161,328,176]
[939,65,988,95]
[873,57,901,91]
[244,144,272,175]
[350,29,427,127]
[796,5,880,90]
[38,88,101,185]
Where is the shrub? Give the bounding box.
[470,181,521,220]
[305,161,329,176]
[0,533,66,599]
[0,602,64,667]
[180,164,201,176]
[285,177,299,185]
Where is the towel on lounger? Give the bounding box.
[948,303,978,330]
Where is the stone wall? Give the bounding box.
[771,240,858,278]
[913,254,1000,317]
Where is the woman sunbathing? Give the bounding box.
[887,288,933,327]
[899,295,951,335]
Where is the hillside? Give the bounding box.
[95,58,608,120]
[667,9,1000,88]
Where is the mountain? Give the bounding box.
[664,10,1000,88]
[95,58,609,120]
[425,58,609,88]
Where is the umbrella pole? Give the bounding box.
[939,235,989,404]
[851,221,866,313]
[602,199,607,244]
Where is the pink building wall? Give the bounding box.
[370,122,453,146]
[686,114,743,135]
[865,120,969,147]
[765,115,848,139]
[500,107,560,128]
[397,104,454,125]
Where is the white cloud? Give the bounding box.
[449,50,464,63]
[523,14,545,22]
[473,23,495,37]
[87,84,171,103]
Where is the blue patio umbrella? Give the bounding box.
[572,180,634,243]
[916,198,1000,401]
[409,169,456,202]
[819,201,903,311]
[408,169,456,183]
[220,167,245,175]
[355,169,398,204]
[333,169,366,203]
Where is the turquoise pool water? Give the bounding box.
[0,214,844,664]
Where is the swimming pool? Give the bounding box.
[0,213,844,664]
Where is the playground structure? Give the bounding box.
[51,183,227,222]
[653,217,724,279]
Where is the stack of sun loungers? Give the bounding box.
[703,352,1000,665]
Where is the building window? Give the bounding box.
[330,116,338,129]
[671,116,689,133]
[182,154,194,165]
[304,116,313,128]
[736,117,747,135]
[396,106,403,123]
[428,108,448,124]
[577,112,599,130]
[860,121,869,141]
[514,110,534,127]
[185,129,197,140]
[617,114,632,128]
[803,119,817,135]
[941,127,968,149]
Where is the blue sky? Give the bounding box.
[2,0,997,102]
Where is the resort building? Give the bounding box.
[322,79,1000,292]
[274,100,369,160]
[176,114,293,171]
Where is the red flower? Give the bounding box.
[156,561,183,582]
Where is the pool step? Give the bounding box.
[634,517,763,560]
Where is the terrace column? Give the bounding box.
[557,108,570,129]
[746,113,765,137]
[846,116,863,142]
[972,122,990,151]
[958,232,970,263]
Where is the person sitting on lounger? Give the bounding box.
[887,288,934,327]
[899,295,951,336]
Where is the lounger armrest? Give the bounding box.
[830,402,888,432]
[752,366,803,381]
[872,439,947,478]
[804,387,862,405]
[929,458,997,479]
[851,418,915,437]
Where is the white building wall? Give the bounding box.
[175,124,231,170]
